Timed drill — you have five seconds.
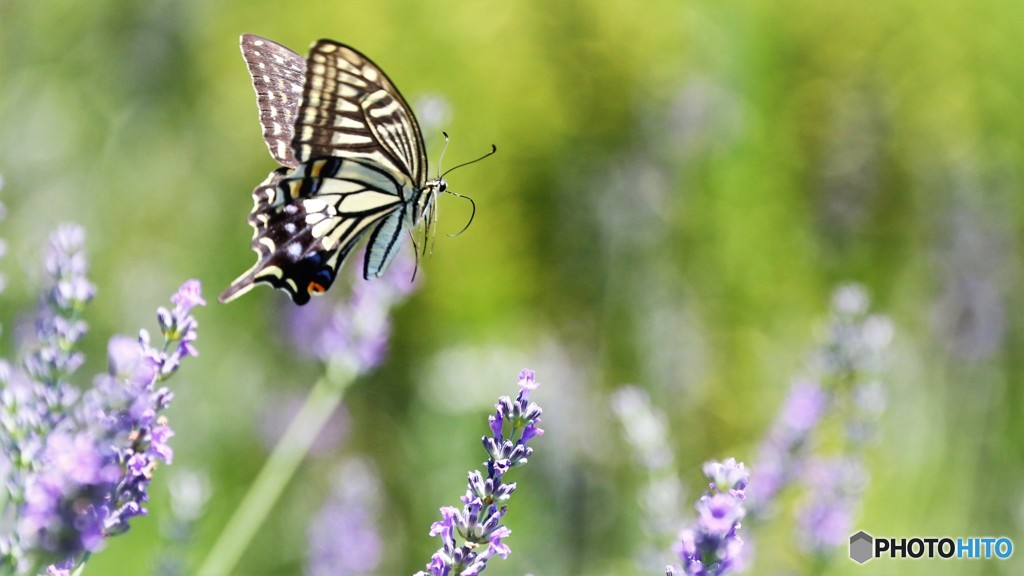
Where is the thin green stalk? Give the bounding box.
[196,364,354,576]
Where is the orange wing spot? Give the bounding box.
[308,281,327,294]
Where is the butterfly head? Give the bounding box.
[416,177,447,220]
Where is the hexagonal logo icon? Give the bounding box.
[849,531,874,564]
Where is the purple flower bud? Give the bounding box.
[520,423,542,445]
[488,526,512,559]
[171,279,206,312]
[703,458,749,493]
[488,414,503,440]
[516,369,537,396]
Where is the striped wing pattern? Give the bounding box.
[239,34,307,168]
[294,41,427,197]
[221,37,430,305]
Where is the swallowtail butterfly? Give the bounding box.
[220,34,487,305]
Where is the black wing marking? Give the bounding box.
[240,34,306,168]
[219,158,406,305]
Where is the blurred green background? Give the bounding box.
[1,0,1022,574]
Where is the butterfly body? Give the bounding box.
[221,35,443,305]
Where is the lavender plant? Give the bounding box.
[666,458,749,576]
[747,284,892,559]
[0,223,204,575]
[414,369,544,576]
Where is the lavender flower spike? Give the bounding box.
[667,458,749,576]
[414,369,544,576]
[16,280,205,574]
[1,224,97,573]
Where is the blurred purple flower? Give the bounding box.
[1,225,97,573]
[796,457,866,553]
[745,378,827,510]
[667,458,749,576]
[24,224,94,402]
[747,284,892,564]
[287,247,418,375]
[307,459,382,576]
[414,369,544,576]
[0,225,204,574]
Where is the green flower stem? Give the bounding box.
[196,363,354,576]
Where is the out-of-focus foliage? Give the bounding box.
[1,1,1022,574]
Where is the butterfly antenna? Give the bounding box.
[440,144,497,179]
[436,131,451,179]
[446,192,476,237]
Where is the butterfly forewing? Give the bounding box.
[240,34,307,168]
[294,40,427,194]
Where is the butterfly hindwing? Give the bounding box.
[221,158,407,304]
[363,205,408,279]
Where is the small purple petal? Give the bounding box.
[171,279,206,311]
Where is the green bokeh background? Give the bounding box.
[1,1,1022,574]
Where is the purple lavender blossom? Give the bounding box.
[0,225,204,575]
[287,247,418,375]
[306,459,383,576]
[414,369,544,576]
[667,458,749,576]
[81,280,205,539]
